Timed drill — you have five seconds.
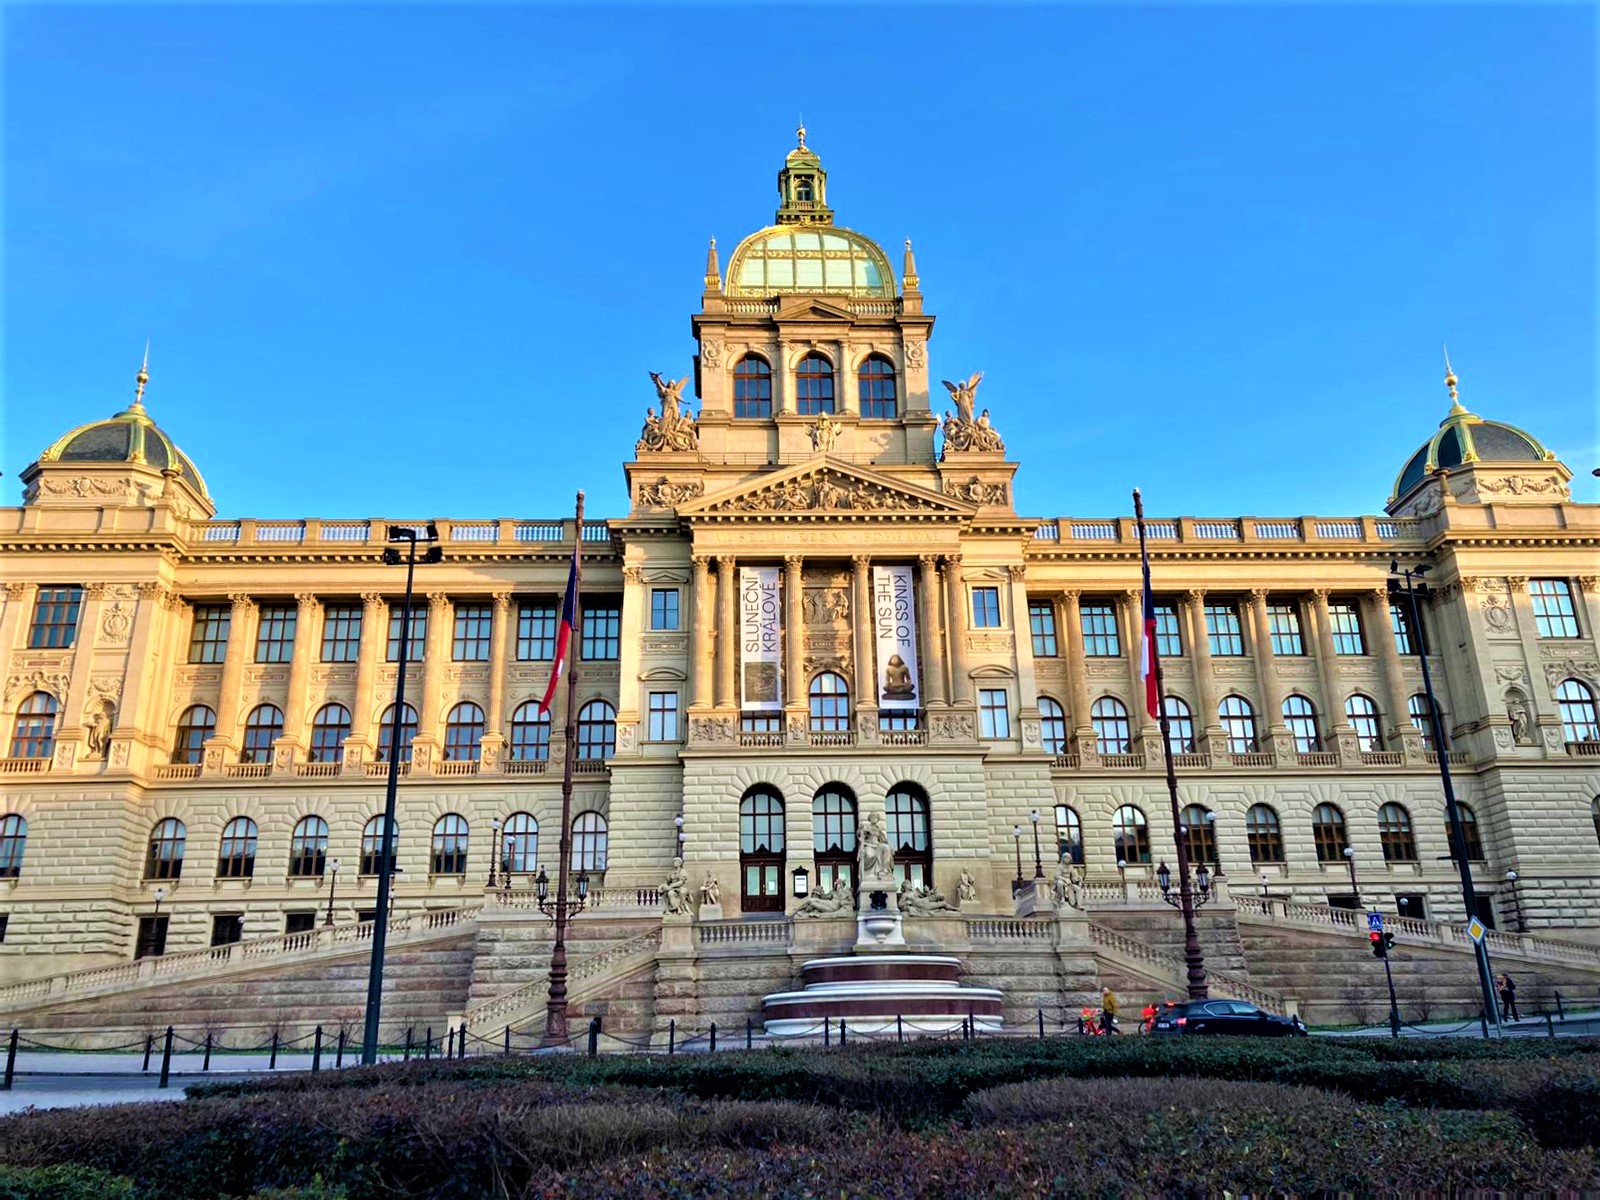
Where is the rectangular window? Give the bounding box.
[1530,579,1580,638]
[284,911,317,935]
[1081,603,1120,657]
[134,915,169,960]
[188,604,231,664]
[320,603,362,662]
[1267,603,1304,656]
[517,603,556,660]
[1028,600,1058,657]
[647,691,680,741]
[385,605,427,662]
[582,603,621,660]
[27,586,83,649]
[978,688,1010,739]
[210,914,244,948]
[650,588,681,631]
[254,604,297,663]
[1390,601,1425,656]
[1154,604,1183,657]
[971,586,1002,628]
[1205,604,1244,656]
[1328,601,1366,655]
[452,602,492,661]
[0,914,8,943]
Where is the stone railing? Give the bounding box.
[698,918,793,945]
[295,762,340,778]
[152,763,201,781]
[879,729,927,747]
[224,762,271,779]
[1233,896,1600,970]
[1087,921,1288,1013]
[965,918,1054,941]
[1030,515,1424,547]
[436,760,479,777]
[737,732,785,748]
[808,731,856,749]
[1296,752,1339,768]
[186,518,613,550]
[0,905,482,1013]
[1565,742,1600,758]
[486,884,660,912]
[1427,750,1469,767]
[503,759,549,775]
[0,758,49,775]
[1229,752,1274,768]
[1361,751,1404,767]
[464,925,664,1030]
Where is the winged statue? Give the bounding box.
[649,371,691,424]
[941,372,983,424]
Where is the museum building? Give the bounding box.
[0,131,1597,1027]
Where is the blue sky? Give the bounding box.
[4,4,1594,521]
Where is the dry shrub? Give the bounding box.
[962,1074,1329,1126]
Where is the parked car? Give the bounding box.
[1148,998,1307,1036]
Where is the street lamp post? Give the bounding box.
[361,521,441,1065]
[487,819,502,890]
[1011,824,1024,894]
[1029,810,1045,879]
[1392,559,1501,1034]
[1505,869,1522,933]
[1343,846,1361,908]
[324,859,340,927]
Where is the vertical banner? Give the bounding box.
[872,565,920,710]
[739,566,782,711]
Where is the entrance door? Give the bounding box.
[134,915,169,959]
[740,788,786,913]
[887,787,932,888]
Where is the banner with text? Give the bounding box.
[872,565,920,710]
[739,566,782,711]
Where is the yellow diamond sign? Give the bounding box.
[1467,917,1487,944]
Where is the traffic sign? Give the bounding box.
[1366,911,1384,932]
[1467,917,1487,944]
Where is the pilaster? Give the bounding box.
[276,592,319,765]
[1060,590,1095,762]
[344,592,384,770]
[1184,589,1223,754]
[715,557,736,709]
[482,591,513,770]
[916,555,946,707]
[689,556,713,709]
[205,593,256,768]
[943,554,972,704]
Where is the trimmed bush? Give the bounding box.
[0,1164,135,1200]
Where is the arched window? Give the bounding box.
[1345,695,1383,752]
[241,704,284,764]
[0,815,28,879]
[1408,693,1445,751]
[1163,696,1195,755]
[443,702,485,762]
[1112,805,1150,865]
[1556,679,1599,744]
[809,672,850,732]
[508,702,551,761]
[1091,697,1130,755]
[377,703,418,763]
[9,693,57,759]
[1245,804,1284,864]
[732,355,773,419]
[288,816,328,878]
[572,811,608,872]
[216,817,258,879]
[431,814,468,876]
[1038,697,1068,755]
[576,700,616,759]
[795,352,836,416]
[1312,803,1348,863]
[309,704,351,764]
[1055,804,1083,864]
[1451,803,1485,862]
[1378,802,1417,863]
[1593,797,1600,849]
[887,786,932,887]
[145,818,186,881]
[173,705,216,765]
[1218,695,1258,754]
[739,788,786,912]
[360,815,397,876]
[857,354,898,419]
[1282,695,1320,752]
[502,812,538,874]
[812,787,858,894]
[1181,804,1217,866]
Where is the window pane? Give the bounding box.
[582,604,621,660]
[972,587,1002,628]
[1082,603,1120,657]
[1389,601,1424,656]
[647,691,680,741]
[1205,604,1243,656]
[517,603,556,660]
[1154,605,1183,656]
[650,588,681,631]
[189,605,231,664]
[28,586,83,649]
[386,606,426,662]
[1267,604,1303,656]
[1029,601,1058,657]
[1328,601,1365,655]
[858,355,898,419]
[320,604,362,662]
[1092,697,1130,755]
[577,701,616,759]
[1530,580,1580,638]
[979,688,1010,738]
[1038,697,1068,754]
[255,604,297,663]
[452,603,492,661]
[795,353,835,416]
[733,356,773,419]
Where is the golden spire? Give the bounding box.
[1443,343,1467,416]
[704,236,721,290]
[902,238,920,291]
[133,341,150,411]
[796,120,807,151]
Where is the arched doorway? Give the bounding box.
[812,785,858,896]
[739,787,786,913]
[886,785,932,887]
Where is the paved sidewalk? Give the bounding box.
[1313,1009,1600,1038]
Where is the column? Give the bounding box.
[1185,590,1221,749]
[1247,589,1288,758]
[1060,590,1091,739]
[1365,588,1412,748]
[943,554,972,704]
[279,593,320,762]
[414,592,450,770]
[346,592,384,768]
[1308,589,1353,743]
[483,592,513,767]
[783,555,805,709]
[689,556,713,708]
[1008,565,1039,712]
[851,555,874,706]
[916,556,947,706]
[715,557,736,708]
[211,593,256,750]
[1120,588,1149,745]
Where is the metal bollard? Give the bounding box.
[312,1026,323,1074]
[1479,1006,1490,1040]
[424,1026,433,1061]
[1547,1012,1556,1039]
[503,1025,511,1058]
[2,1029,17,1091]
[746,1018,753,1051]
[336,1028,347,1069]
[897,1014,904,1043]
[203,1032,213,1073]
[823,1017,830,1048]
[1556,992,1566,1022]
[709,1022,717,1053]
[839,1020,847,1046]
[459,1021,468,1059]
[668,1019,675,1056]
[142,1034,154,1073]
[404,1027,414,1062]
[446,1028,455,1059]
[587,1017,600,1058]
[158,1025,174,1090]
[1038,1010,1045,1039]
[269,1030,279,1071]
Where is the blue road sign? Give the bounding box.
[1366,911,1384,931]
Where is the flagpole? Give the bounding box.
[542,490,585,1047]
[1133,488,1209,1000]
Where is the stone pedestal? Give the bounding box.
[1013,878,1056,918]
[697,902,724,923]
[855,874,904,948]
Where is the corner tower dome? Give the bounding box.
[724,125,897,299]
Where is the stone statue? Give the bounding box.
[956,870,978,905]
[898,879,957,916]
[84,704,113,760]
[661,857,692,916]
[808,411,838,453]
[699,872,720,908]
[942,372,983,425]
[1051,862,1086,911]
[1506,692,1532,745]
[793,885,853,919]
[859,811,894,881]
[636,373,699,453]
[938,372,1005,457]
[650,371,690,424]
[881,654,915,701]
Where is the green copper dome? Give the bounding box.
[38,362,209,499]
[1392,376,1552,503]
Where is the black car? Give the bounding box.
[1149,998,1307,1036]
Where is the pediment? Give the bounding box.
[679,457,975,520]
[775,297,856,322]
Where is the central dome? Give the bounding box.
[726,225,895,298]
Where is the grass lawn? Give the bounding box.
[1,1036,1598,1198]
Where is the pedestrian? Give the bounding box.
[1101,986,1118,1034]
[1141,1001,1157,1034]
[1499,972,1520,1021]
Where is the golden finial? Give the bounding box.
[1443,343,1466,415]
[796,120,807,150]
[133,341,150,410]
[902,238,920,291]
[704,236,721,290]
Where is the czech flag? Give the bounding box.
[1139,540,1160,719]
[537,542,579,716]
